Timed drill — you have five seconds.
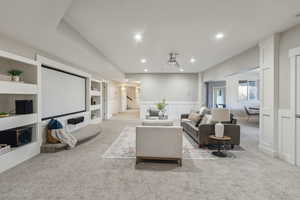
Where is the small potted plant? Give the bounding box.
[156,99,168,118]
[8,69,23,82]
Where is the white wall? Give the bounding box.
[126,73,199,102]
[107,81,121,118]
[126,73,199,120]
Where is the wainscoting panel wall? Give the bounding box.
[140,101,199,120]
[278,109,294,164]
[259,35,280,156]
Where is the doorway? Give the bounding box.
[205,81,226,108]
[213,87,226,108]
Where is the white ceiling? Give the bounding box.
[65,0,300,73]
[0,0,300,78]
[0,0,124,80]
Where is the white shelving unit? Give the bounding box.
[90,79,102,123]
[0,50,41,173]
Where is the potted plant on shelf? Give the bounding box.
[0,112,9,118]
[156,99,167,119]
[8,69,23,82]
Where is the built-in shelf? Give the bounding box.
[0,142,40,173]
[0,81,38,94]
[90,79,102,123]
[0,113,38,132]
[90,90,101,96]
[0,49,40,173]
[90,104,101,111]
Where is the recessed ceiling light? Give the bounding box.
[180,68,184,72]
[190,57,196,63]
[215,32,225,39]
[134,33,143,42]
[141,58,147,63]
[144,69,148,72]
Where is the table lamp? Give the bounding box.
[211,108,230,138]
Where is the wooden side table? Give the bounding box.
[209,135,231,157]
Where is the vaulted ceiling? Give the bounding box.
[0,0,300,79]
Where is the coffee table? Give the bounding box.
[209,135,231,157]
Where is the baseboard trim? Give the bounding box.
[259,143,277,157]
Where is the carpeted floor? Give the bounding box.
[0,111,300,200]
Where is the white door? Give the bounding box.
[213,87,225,108]
[296,56,300,166]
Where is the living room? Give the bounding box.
[1,1,300,199]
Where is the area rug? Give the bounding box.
[102,127,244,160]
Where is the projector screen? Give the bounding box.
[41,65,86,120]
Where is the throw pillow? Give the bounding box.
[188,112,202,126]
[199,106,209,116]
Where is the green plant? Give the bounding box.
[8,69,23,76]
[156,99,167,111]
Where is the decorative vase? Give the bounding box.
[11,76,20,82]
[158,110,163,119]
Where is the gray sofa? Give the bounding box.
[181,114,240,148]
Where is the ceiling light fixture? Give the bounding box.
[168,52,180,67]
[144,69,148,72]
[180,68,184,72]
[215,32,225,40]
[141,58,147,63]
[134,33,143,42]
[190,57,196,63]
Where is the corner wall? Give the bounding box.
[279,23,300,109]
[202,46,259,82]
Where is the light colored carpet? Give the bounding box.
[102,126,242,159]
[0,113,300,200]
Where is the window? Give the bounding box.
[238,80,259,101]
